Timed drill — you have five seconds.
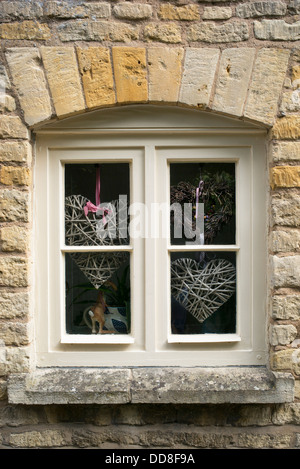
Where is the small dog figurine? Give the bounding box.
[84,289,115,334]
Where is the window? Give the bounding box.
[35,106,267,367]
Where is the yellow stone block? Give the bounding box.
[272,117,300,140]
[41,46,85,117]
[0,21,50,40]
[112,47,148,104]
[148,47,184,103]
[77,47,116,109]
[271,166,300,189]
[0,166,31,186]
[158,4,200,21]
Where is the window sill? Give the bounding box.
[7,367,294,405]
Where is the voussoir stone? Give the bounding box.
[112,47,148,103]
[77,47,116,108]
[244,48,290,125]
[179,48,220,108]
[212,48,255,117]
[41,46,85,117]
[148,47,184,102]
[6,47,52,125]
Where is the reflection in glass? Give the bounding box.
[170,163,236,245]
[65,163,130,246]
[65,252,130,335]
[170,251,236,334]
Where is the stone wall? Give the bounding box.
[0,0,300,449]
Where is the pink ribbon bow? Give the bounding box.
[83,166,110,224]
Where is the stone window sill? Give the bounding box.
[7,367,294,405]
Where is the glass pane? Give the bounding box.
[170,251,236,334]
[65,163,130,246]
[65,252,130,335]
[170,163,235,245]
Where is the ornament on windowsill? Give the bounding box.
[65,166,129,288]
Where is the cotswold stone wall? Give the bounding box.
[0,0,300,449]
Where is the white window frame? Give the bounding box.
[34,106,267,368]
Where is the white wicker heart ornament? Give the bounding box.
[171,258,236,323]
[65,166,129,288]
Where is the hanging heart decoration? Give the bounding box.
[171,257,236,323]
[65,166,129,288]
[70,251,129,290]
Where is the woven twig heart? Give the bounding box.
[65,195,129,288]
[71,251,129,289]
[171,258,236,323]
[65,194,129,247]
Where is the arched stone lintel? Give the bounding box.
[5,45,291,129]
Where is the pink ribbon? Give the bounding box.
[83,166,109,224]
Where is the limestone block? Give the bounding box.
[272,142,300,162]
[0,94,16,113]
[0,116,28,139]
[58,20,90,41]
[112,47,148,103]
[86,3,111,18]
[113,3,152,20]
[0,257,28,287]
[272,229,300,252]
[179,48,219,108]
[0,189,29,222]
[212,48,255,117]
[41,46,85,117]
[271,166,300,189]
[271,349,294,371]
[254,20,300,41]
[0,1,43,19]
[292,65,300,89]
[0,225,29,252]
[9,430,68,448]
[273,117,300,139]
[144,22,182,43]
[244,48,290,125]
[0,166,31,186]
[270,325,298,346]
[91,21,139,42]
[6,48,52,126]
[280,90,300,113]
[148,47,184,102]
[289,0,300,14]
[236,2,287,18]
[5,347,31,373]
[77,47,115,108]
[273,295,300,320]
[0,65,10,92]
[272,255,300,288]
[158,4,200,21]
[0,21,51,40]
[271,191,300,226]
[0,141,31,164]
[203,7,232,20]
[187,21,249,43]
[0,291,29,319]
[44,1,88,18]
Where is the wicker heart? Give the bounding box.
[65,194,129,247]
[65,195,129,288]
[171,258,236,323]
[70,251,129,289]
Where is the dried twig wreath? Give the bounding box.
[171,257,236,323]
[170,171,235,244]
